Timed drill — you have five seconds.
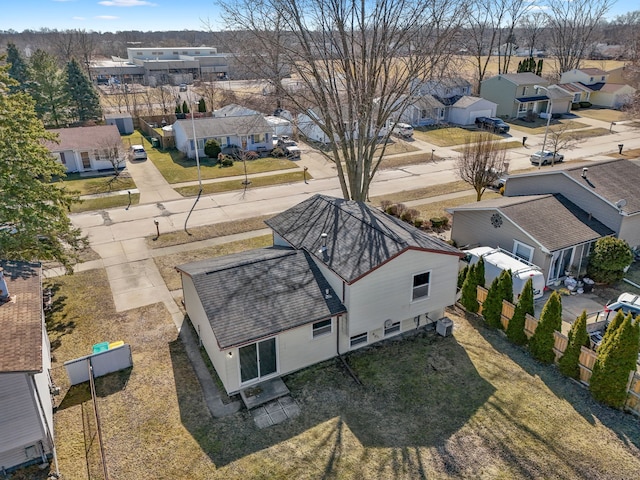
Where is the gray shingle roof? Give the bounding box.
[175,114,272,140]
[177,248,346,349]
[265,194,462,283]
[45,125,122,152]
[491,72,546,86]
[451,194,614,252]
[564,159,640,215]
[0,262,43,373]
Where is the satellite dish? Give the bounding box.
[384,319,393,329]
[615,199,627,209]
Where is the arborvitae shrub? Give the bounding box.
[460,263,479,313]
[529,291,562,364]
[558,311,589,379]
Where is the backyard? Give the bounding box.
[40,264,640,480]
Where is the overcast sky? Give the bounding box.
[3,0,635,33]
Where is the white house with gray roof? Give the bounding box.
[177,195,462,394]
[449,159,640,284]
[172,114,273,159]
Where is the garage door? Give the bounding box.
[469,109,493,123]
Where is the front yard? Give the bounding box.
[413,126,503,146]
[508,118,589,134]
[43,266,640,480]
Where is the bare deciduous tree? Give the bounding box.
[217,0,465,201]
[456,133,508,201]
[545,0,615,76]
[545,122,578,166]
[518,12,547,57]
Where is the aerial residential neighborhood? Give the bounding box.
[2,1,640,479]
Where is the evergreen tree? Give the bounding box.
[599,310,625,355]
[6,43,32,93]
[587,237,633,284]
[558,311,589,379]
[29,49,68,128]
[475,257,485,288]
[499,268,513,304]
[536,59,544,76]
[204,138,221,159]
[506,278,534,345]
[0,60,84,271]
[482,276,503,329]
[460,263,479,313]
[198,97,206,113]
[182,100,190,114]
[529,291,562,364]
[175,102,182,114]
[65,58,101,123]
[457,265,469,290]
[590,315,640,408]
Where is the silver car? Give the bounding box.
[530,150,564,165]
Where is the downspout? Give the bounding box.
[30,375,60,478]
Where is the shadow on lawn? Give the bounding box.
[169,326,495,470]
[465,309,640,451]
[56,368,132,411]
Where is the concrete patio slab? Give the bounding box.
[240,377,290,409]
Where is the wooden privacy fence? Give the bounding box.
[475,288,640,415]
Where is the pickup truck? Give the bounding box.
[277,136,301,158]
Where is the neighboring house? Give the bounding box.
[480,73,552,118]
[264,115,293,137]
[559,68,636,108]
[448,96,498,125]
[213,104,262,117]
[177,194,462,394]
[554,82,593,105]
[412,77,472,99]
[45,125,124,173]
[545,85,574,116]
[395,94,445,126]
[173,114,273,158]
[297,108,334,144]
[448,159,640,284]
[0,262,56,473]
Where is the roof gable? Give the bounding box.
[0,262,43,373]
[177,248,346,348]
[265,194,461,283]
[485,73,546,86]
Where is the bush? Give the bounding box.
[474,257,485,288]
[589,314,640,408]
[380,200,392,211]
[482,276,503,329]
[395,203,407,217]
[245,151,259,160]
[587,237,633,284]
[579,101,592,108]
[458,265,469,290]
[460,263,479,313]
[571,102,581,110]
[271,147,286,157]
[529,291,562,364]
[204,138,221,159]
[413,218,424,229]
[386,204,399,216]
[221,157,234,167]
[558,310,588,379]
[430,216,449,229]
[506,278,534,345]
[400,208,419,223]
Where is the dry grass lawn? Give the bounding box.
[61,173,136,196]
[568,127,612,141]
[70,192,140,213]
[41,270,640,479]
[608,147,640,159]
[411,192,502,220]
[508,119,589,134]
[414,127,503,147]
[453,140,523,153]
[576,109,630,123]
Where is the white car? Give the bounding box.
[129,144,147,160]
[392,123,414,138]
[530,150,564,165]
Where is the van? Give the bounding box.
[129,144,147,160]
[392,123,414,138]
[464,246,546,300]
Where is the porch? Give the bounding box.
[240,376,290,409]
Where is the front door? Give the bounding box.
[239,338,277,384]
[548,247,574,284]
[81,151,91,169]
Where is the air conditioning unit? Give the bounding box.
[436,317,454,337]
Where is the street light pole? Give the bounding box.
[535,85,552,169]
[184,95,203,234]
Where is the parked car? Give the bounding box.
[129,144,147,160]
[392,123,414,138]
[530,150,564,166]
[277,136,301,158]
[476,117,510,134]
[603,292,640,320]
[179,83,188,92]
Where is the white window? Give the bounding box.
[518,102,527,113]
[412,271,430,301]
[384,321,401,336]
[312,319,332,338]
[573,93,581,103]
[197,139,204,149]
[513,240,534,263]
[350,332,368,347]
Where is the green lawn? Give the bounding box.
[57,173,135,196]
[453,140,523,153]
[508,119,589,134]
[569,127,612,140]
[414,127,503,146]
[123,133,298,184]
[70,192,140,213]
[174,171,308,197]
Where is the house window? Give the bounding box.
[513,240,534,263]
[421,109,428,119]
[173,51,179,55]
[350,332,368,347]
[601,76,605,81]
[438,108,445,119]
[251,134,262,143]
[412,271,430,301]
[195,51,200,54]
[197,139,205,149]
[182,51,188,55]
[573,93,581,103]
[136,51,143,56]
[312,319,332,338]
[59,152,67,164]
[518,102,527,113]
[522,87,526,96]
[384,321,401,336]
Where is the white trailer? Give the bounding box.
[464,246,545,300]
